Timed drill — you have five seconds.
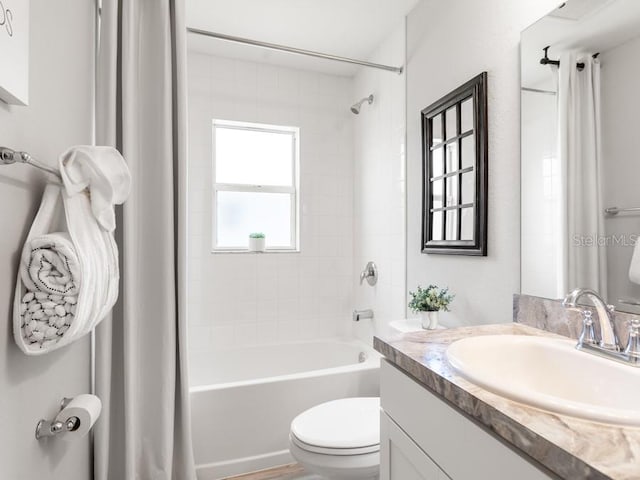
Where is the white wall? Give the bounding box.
[601,34,640,313]
[0,0,94,478]
[352,24,406,341]
[406,0,560,326]
[187,53,355,356]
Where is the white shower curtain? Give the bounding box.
[557,52,608,297]
[93,1,196,479]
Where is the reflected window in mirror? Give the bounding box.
[421,72,487,256]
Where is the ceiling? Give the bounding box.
[186,0,419,76]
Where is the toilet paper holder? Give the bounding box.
[35,397,81,439]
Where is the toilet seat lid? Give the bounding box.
[291,397,380,449]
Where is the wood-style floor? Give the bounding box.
[221,463,322,480]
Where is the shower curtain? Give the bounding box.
[93,1,196,479]
[557,52,608,297]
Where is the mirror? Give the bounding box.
[421,72,488,256]
[521,0,640,313]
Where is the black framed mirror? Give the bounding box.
[421,72,488,256]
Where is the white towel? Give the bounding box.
[630,237,640,284]
[14,146,131,355]
[18,232,80,348]
[14,186,79,352]
[20,233,80,296]
[59,145,131,232]
[19,289,77,348]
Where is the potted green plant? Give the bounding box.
[408,285,454,329]
[248,232,266,252]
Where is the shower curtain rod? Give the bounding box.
[187,27,404,74]
[539,46,600,71]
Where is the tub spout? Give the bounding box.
[353,309,374,322]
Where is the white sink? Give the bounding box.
[446,335,640,426]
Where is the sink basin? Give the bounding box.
[446,334,640,426]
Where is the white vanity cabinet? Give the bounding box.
[381,409,451,480]
[379,360,557,480]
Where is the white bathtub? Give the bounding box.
[190,339,381,480]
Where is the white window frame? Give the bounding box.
[211,119,300,253]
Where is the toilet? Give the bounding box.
[289,397,380,480]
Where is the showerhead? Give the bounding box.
[350,94,374,114]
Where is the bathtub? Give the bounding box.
[190,338,381,480]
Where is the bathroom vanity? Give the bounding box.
[374,324,640,480]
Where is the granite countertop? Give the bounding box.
[374,323,640,480]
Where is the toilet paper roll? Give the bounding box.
[54,394,102,438]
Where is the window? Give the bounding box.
[212,119,299,251]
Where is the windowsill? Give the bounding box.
[210,249,300,254]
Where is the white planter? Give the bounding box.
[419,311,439,330]
[248,237,266,252]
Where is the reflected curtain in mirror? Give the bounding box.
[557,52,608,298]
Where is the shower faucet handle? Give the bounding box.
[359,261,377,286]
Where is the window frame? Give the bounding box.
[211,119,300,253]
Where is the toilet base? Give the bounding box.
[289,437,379,480]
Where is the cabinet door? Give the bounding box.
[380,411,450,480]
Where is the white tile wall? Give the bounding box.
[351,25,407,343]
[187,53,355,353]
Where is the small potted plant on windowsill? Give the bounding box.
[248,232,266,252]
[408,285,454,330]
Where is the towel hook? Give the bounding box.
[0,146,62,180]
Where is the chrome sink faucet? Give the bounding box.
[563,288,619,351]
[562,288,640,366]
